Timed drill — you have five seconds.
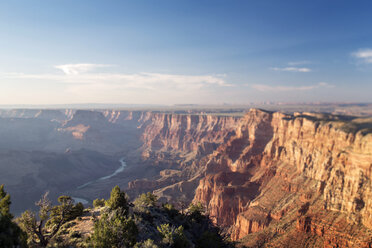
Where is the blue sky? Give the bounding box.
[0,0,372,105]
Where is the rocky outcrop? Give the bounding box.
[264,112,372,229]
[139,113,240,155]
[192,109,372,246]
[194,109,275,227]
[122,109,371,247]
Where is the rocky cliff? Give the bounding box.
[192,109,372,247]
[127,113,241,204]
[139,113,240,155]
[123,109,371,246]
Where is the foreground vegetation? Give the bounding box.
[0,184,232,248]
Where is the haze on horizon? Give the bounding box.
[1,0,372,105]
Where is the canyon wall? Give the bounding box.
[139,113,240,155]
[192,109,372,247]
[127,113,242,203]
[126,108,371,246]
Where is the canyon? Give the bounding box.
[129,109,372,247]
[0,107,371,247]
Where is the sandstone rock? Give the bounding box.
[192,109,372,246]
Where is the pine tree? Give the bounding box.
[0,184,26,247]
[18,193,84,247]
[106,186,129,213]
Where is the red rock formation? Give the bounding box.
[122,109,371,247]
[192,109,372,246]
[127,113,241,202]
[139,113,240,155]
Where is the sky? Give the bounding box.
[0,0,372,105]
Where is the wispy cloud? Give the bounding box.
[287,61,311,66]
[54,63,113,75]
[251,82,334,92]
[352,49,372,63]
[5,72,230,89]
[271,67,311,72]
[0,64,233,104]
[3,64,231,91]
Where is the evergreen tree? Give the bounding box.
[93,198,105,208]
[106,186,129,213]
[134,192,158,208]
[157,224,190,248]
[188,202,206,223]
[0,184,26,247]
[134,192,158,213]
[18,193,84,247]
[91,186,137,247]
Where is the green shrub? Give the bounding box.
[134,239,159,248]
[162,203,175,211]
[188,202,204,215]
[93,198,105,208]
[70,202,84,219]
[90,210,138,248]
[162,203,179,219]
[157,224,190,248]
[134,192,158,208]
[188,202,206,222]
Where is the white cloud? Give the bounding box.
[0,64,233,104]
[251,82,334,92]
[352,49,372,63]
[3,65,231,92]
[271,67,311,72]
[5,72,230,88]
[54,63,113,75]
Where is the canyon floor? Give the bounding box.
[0,104,371,247]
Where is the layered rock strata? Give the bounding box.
[192,109,372,247]
[127,113,242,204]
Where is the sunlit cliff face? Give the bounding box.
[136,109,372,247]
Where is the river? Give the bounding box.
[72,157,127,204]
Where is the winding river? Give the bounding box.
[72,157,127,204]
